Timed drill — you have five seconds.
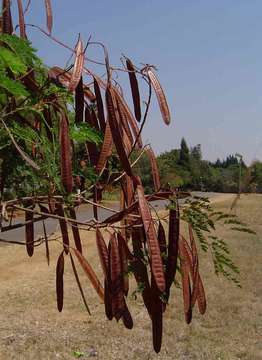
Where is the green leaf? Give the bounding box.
[70,123,102,145]
[230,227,256,234]
[0,48,27,75]
[0,34,38,67]
[0,73,29,97]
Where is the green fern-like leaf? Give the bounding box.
[0,34,38,67]
[70,123,102,145]
[0,73,29,97]
[0,47,27,75]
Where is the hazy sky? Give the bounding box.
[14,0,262,164]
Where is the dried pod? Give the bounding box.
[125,174,135,207]
[69,252,91,314]
[112,87,142,148]
[44,0,53,34]
[179,237,192,324]
[121,305,133,329]
[117,233,130,296]
[96,229,109,278]
[85,107,99,167]
[197,275,207,315]
[25,206,34,257]
[17,0,26,38]
[68,38,84,92]
[109,233,125,321]
[157,222,167,259]
[2,0,13,34]
[75,76,84,124]
[137,185,165,293]
[59,114,73,193]
[151,276,163,353]
[116,98,134,147]
[165,205,179,300]
[94,77,106,133]
[181,234,206,313]
[181,236,199,307]
[126,58,141,122]
[56,251,64,312]
[73,248,104,301]
[55,203,69,254]
[146,148,161,192]
[147,69,171,125]
[69,208,82,254]
[106,85,133,176]
[42,220,50,266]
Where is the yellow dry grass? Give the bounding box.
[0,194,261,360]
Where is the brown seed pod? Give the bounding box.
[117,233,130,296]
[125,174,135,207]
[96,121,112,173]
[179,237,192,324]
[88,75,142,147]
[106,85,133,176]
[180,233,206,314]
[151,276,163,353]
[197,275,206,315]
[42,220,50,266]
[131,227,152,316]
[56,251,64,312]
[75,76,84,124]
[116,98,134,147]
[44,0,53,34]
[68,38,84,92]
[109,233,125,321]
[55,203,70,254]
[17,0,26,38]
[137,185,165,293]
[96,229,109,278]
[165,206,179,300]
[112,88,142,148]
[126,58,141,122]
[69,208,82,254]
[25,206,34,257]
[157,222,167,260]
[188,224,198,270]
[2,0,13,34]
[94,77,106,133]
[147,69,171,125]
[84,107,99,167]
[69,252,91,314]
[181,236,199,308]
[59,114,73,193]
[121,304,133,329]
[73,248,104,301]
[146,148,161,192]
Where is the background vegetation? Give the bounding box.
[135,137,262,194]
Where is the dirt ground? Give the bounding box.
[0,194,261,360]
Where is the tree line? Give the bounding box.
[135,138,262,193]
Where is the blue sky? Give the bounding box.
[13,0,262,164]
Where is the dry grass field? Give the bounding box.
[0,194,261,360]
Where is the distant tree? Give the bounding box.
[190,144,202,162]
[249,161,262,192]
[179,137,190,168]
